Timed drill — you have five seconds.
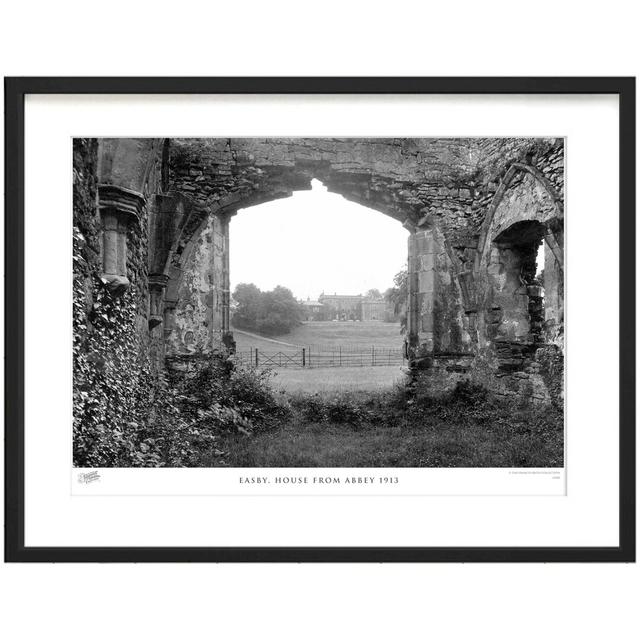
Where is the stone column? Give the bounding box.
[221,214,231,333]
[98,184,145,296]
[163,298,178,341]
[148,274,169,329]
[407,227,436,362]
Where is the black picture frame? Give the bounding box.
[4,77,636,563]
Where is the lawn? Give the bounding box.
[285,320,403,349]
[233,329,301,354]
[233,320,404,352]
[232,321,407,392]
[268,365,407,393]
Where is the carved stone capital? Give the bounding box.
[149,273,170,289]
[100,273,130,296]
[97,184,146,297]
[402,217,418,233]
[98,184,146,224]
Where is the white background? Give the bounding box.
[1,1,638,639]
[26,94,607,548]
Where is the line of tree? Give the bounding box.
[232,283,304,336]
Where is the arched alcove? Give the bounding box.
[488,219,562,343]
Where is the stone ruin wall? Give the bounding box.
[164,214,227,358]
[73,139,159,443]
[407,139,564,404]
[73,137,565,408]
[74,138,155,372]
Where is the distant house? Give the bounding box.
[300,298,325,321]
[319,293,363,321]
[317,292,394,322]
[361,298,389,321]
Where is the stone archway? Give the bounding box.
[83,136,564,401]
[154,137,480,365]
[162,179,415,362]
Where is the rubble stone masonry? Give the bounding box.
[73,137,564,407]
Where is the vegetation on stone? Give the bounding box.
[74,352,291,468]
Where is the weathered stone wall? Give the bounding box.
[433,227,472,354]
[75,136,565,412]
[163,137,564,403]
[73,139,158,465]
[167,138,480,235]
[491,172,557,239]
[73,139,101,277]
[166,138,484,366]
[475,138,564,192]
[164,214,226,356]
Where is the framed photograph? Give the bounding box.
[5,77,635,562]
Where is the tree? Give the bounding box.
[256,286,304,335]
[232,283,303,336]
[364,288,383,300]
[384,268,408,332]
[232,283,262,330]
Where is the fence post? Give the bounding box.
[302,347,306,367]
[339,346,342,367]
[372,345,375,366]
[255,348,259,367]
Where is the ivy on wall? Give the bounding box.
[73,226,156,466]
[73,231,286,467]
[72,137,157,466]
[72,139,283,467]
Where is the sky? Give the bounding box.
[230,180,409,301]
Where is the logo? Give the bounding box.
[78,470,101,484]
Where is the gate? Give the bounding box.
[233,346,406,369]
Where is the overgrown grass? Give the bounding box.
[86,351,563,469]
[82,356,292,468]
[205,382,564,468]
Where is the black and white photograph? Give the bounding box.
[2,1,638,635]
[73,137,565,469]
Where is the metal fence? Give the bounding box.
[233,346,406,369]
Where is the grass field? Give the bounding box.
[233,329,301,354]
[233,320,403,352]
[268,365,407,393]
[285,320,403,349]
[233,322,406,392]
